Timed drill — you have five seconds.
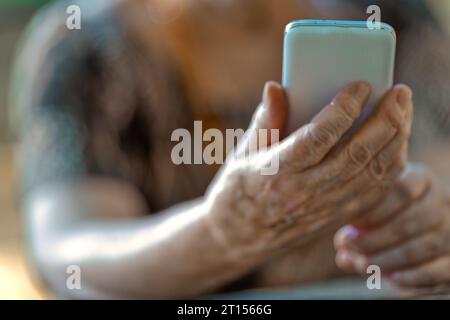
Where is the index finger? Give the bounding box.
[278,81,371,171]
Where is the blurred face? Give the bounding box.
[151,0,314,110]
[142,0,357,114]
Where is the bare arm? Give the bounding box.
[25,180,262,299]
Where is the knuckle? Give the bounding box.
[334,93,361,121]
[310,124,336,149]
[383,107,404,130]
[368,158,386,180]
[286,128,326,171]
[385,162,405,185]
[348,141,371,167]
[294,125,319,163]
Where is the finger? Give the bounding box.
[277,82,370,171]
[272,156,402,235]
[351,163,430,229]
[276,176,394,248]
[365,87,412,178]
[271,147,403,234]
[237,81,288,157]
[335,249,367,273]
[314,84,413,187]
[267,164,396,250]
[348,193,447,255]
[303,134,407,221]
[352,108,414,229]
[367,229,447,272]
[389,256,450,288]
[303,94,412,216]
[335,225,361,250]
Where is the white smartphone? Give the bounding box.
[282,20,396,133]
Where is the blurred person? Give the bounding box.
[10,0,450,298]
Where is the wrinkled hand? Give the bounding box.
[335,163,450,292]
[206,81,414,259]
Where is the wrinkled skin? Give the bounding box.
[26,81,414,298]
[207,81,413,261]
[335,163,450,294]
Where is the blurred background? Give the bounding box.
[0,0,449,299]
[0,0,50,299]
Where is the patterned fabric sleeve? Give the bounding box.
[13,1,123,195]
[12,0,209,211]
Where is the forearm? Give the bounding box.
[27,192,267,299]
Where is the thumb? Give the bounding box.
[237,81,288,157]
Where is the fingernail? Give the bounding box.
[350,82,370,99]
[341,225,360,242]
[396,86,412,107]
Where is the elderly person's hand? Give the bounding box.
[206,81,413,259]
[335,163,450,292]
